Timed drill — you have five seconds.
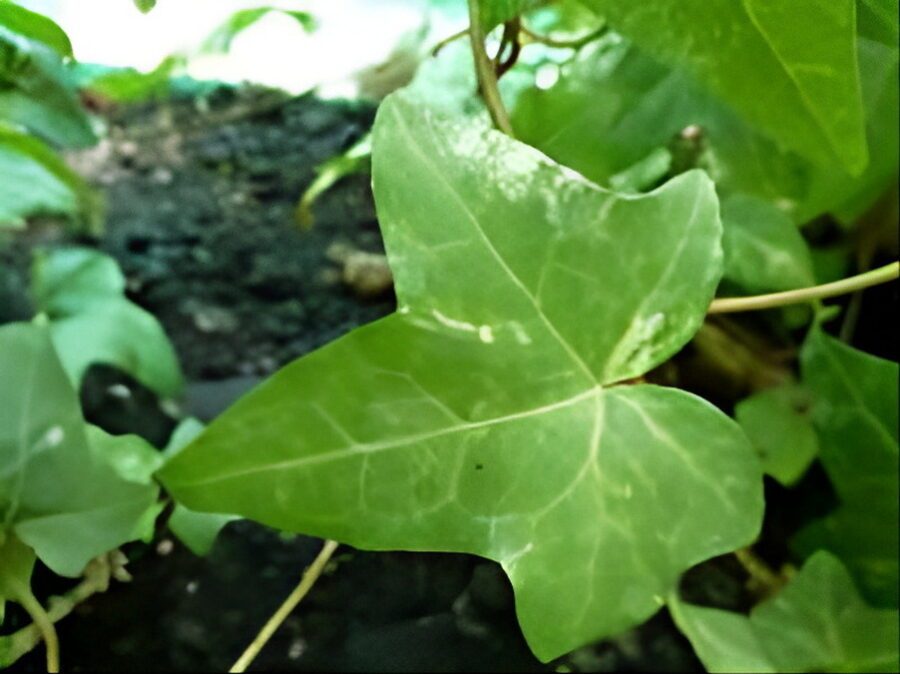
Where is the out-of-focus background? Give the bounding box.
[17,0,463,95]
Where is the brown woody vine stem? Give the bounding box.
[708,261,899,314]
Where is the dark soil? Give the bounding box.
[2,87,709,672]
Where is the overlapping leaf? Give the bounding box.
[159,93,763,659]
[795,329,899,607]
[0,323,159,578]
[671,552,900,672]
[579,0,866,172]
[31,247,184,398]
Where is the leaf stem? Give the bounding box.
[230,540,339,673]
[466,0,514,136]
[708,262,899,314]
[10,583,60,673]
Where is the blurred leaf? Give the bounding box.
[133,0,156,14]
[202,6,315,54]
[0,27,96,147]
[735,384,818,486]
[0,2,71,57]
[720,195,815,294]
[0,535,35,627]
[0,126,99,230]
[671,551,900,673]
[296,132,371,229]
[0,323,160,577]
[86,55,183,103]
[795,329,899,607]
[31,247,184,398]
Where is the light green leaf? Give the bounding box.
[0,2,71,57]
[31,247,184,397]
[202,7,315,54]
[795,329,899,607]
[671,551,900,673]
[479,0,543,29]
[735,384,819,486]
[721,195,815,294]
[133,0,156,14]
[85,55,183,103]
[580,0,866,172]
[87,426,163,485]
[0,126,98,230]
[159,93,763,660]
[0,323,160,577]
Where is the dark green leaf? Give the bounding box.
[159,93,763,660]
[795,329,899,607]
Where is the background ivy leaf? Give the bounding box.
[159,93,763,660]
[794,330,899,607]
[478,0,543,29]
[579,0,867,173]
[720,195,815,294]
[201,7,316,54]
[0,323,160,577]
[670,551,900,673]
[735,384,818,486]
[31,247,184,398]
[132,0,156,14]
[161,419,238,556]
[0,126,99,230]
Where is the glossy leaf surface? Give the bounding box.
[671,552,900,673]
[160,94,763,659]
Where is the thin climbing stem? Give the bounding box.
[519,22,607,50]
[709,261,899,314]
[467,0,514,136]
[12,583,60,673]
[230,540,339,673]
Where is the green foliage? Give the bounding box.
[159,92,764,660]
[202,6,316,54]
[162,419,237,556]
[132,0,156,14]
[0,323,160,578]
[0,2,71,57]
[671,552,900,672]
[735,384,818,486]
[85,56,184,103]
[795,329,899,607]
[579,0,867,173]
[31,247,184,398]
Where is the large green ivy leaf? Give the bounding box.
[159,93,763,660]
[31,247,184,398]
[0,126,98,230]
[670,551,900,673]
[795,330,899,607]
[0,323,160,577]
[580,0,866,173]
